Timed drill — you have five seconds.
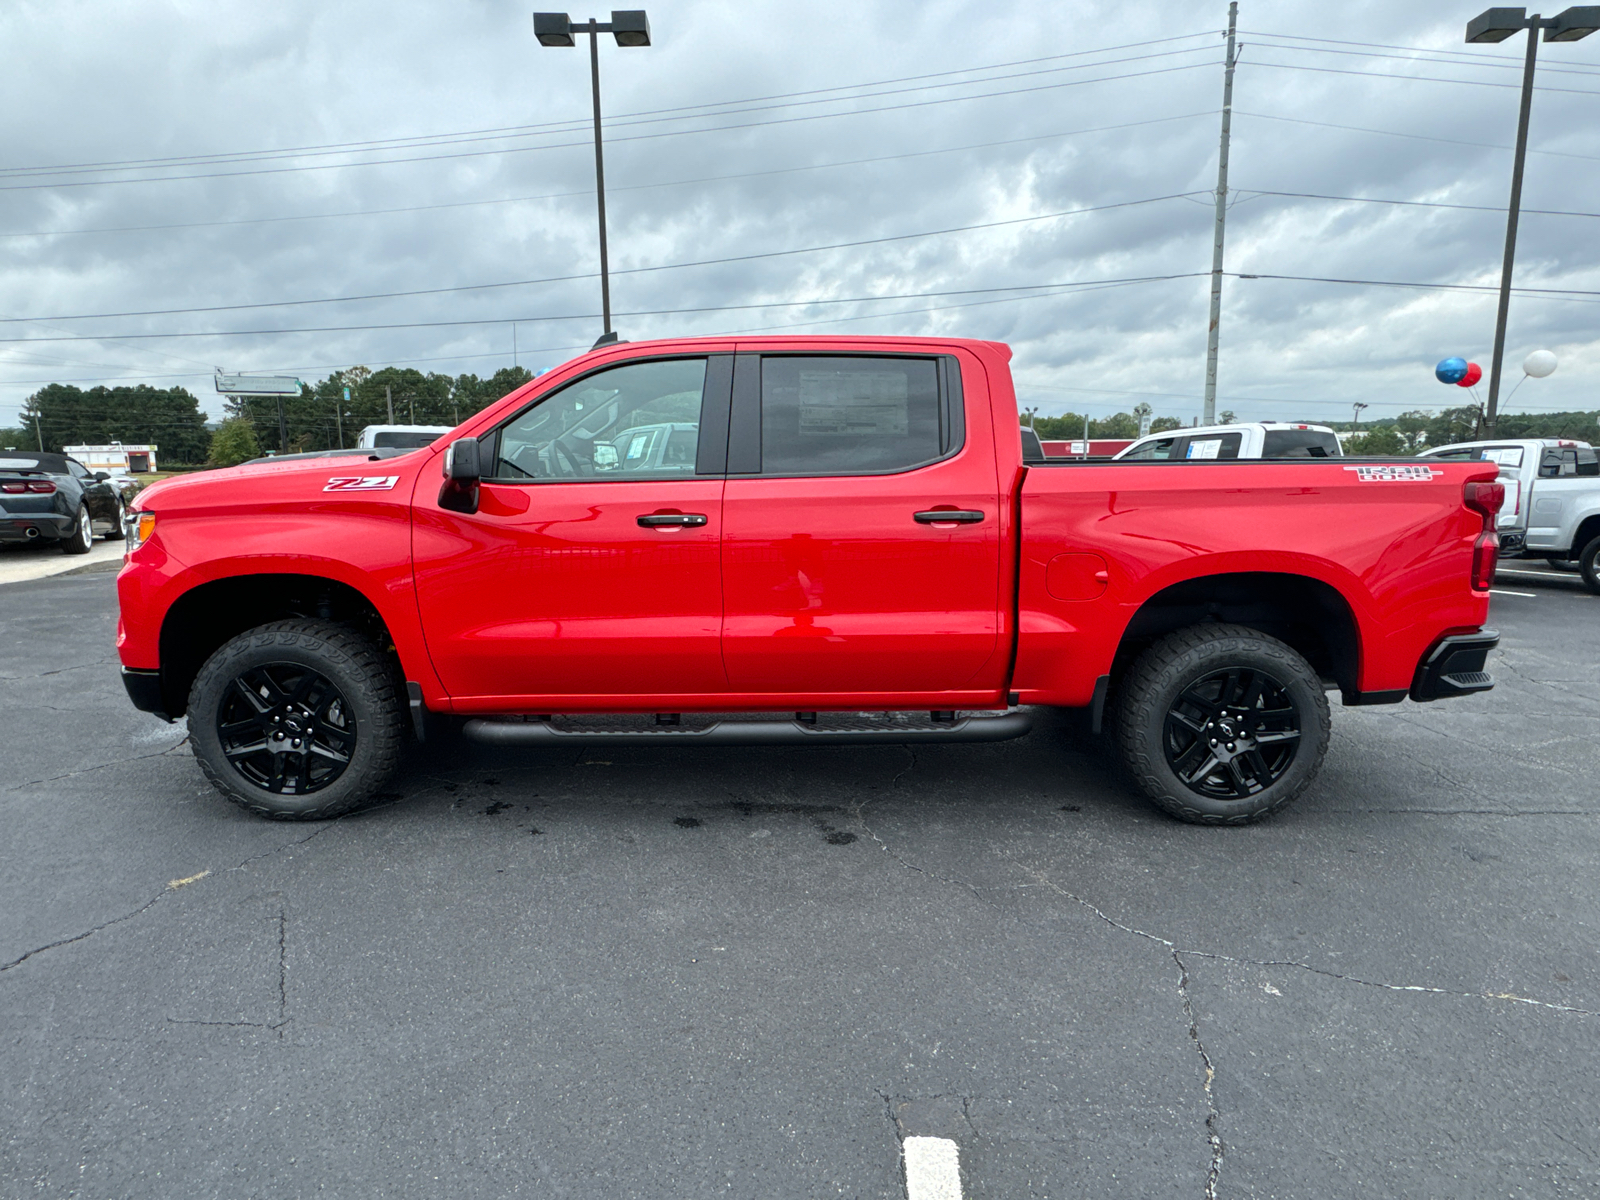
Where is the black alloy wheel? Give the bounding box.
[1163,667,1301,799]
[217,663,357,795]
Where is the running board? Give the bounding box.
[462,710,1032,747]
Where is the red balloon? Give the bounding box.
[1457,361,1482,387]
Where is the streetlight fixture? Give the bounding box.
[1465,6,1598,433]
[533,10,652,344]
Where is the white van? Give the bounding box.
[1114,422,1343,461]
[356,424,453,450]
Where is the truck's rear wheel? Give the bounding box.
[1578,536,1600,596]
[188,619,405,820]
[1115,624,1330,825]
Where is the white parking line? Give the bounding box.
[1495,568,1573,579]
[1490,588,1536,597]
[903,1137,962,1200]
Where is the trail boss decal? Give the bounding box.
[322,475,401,492]
[1344,465,1441,482]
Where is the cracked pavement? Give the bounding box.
[1,570,1596,1198]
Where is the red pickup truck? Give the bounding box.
[117,335,1503,825]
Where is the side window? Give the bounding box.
[67,460,89,479]
[1184,433,1242,460]
[492,358,707,482]
[1123,437,1176,461]
[759,356,942,476]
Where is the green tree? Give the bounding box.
[1149,416,1183,434]
[1426,405,1481,448]
[207,417,261,467]
[1345,426,1406,455]
[21,383,211,462]
[1219,410,1236,425]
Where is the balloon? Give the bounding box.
[1456,361,1482,388]
[1435,356,1468,384]
[1523,349,1557,379]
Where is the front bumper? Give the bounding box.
[122,667,173,721]
[1411,629,1498,702]
[0,513,73,543]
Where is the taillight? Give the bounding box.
[1465,479,1502,593]
[1473,531,1499,591]
[1464,480,1504,520]
[1,480,55,493]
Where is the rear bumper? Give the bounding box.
[1411,629,1498,702]
[121,667,173,721]
[0,514,73,542]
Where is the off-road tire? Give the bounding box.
[188,619,405,820]
[1579,536,1600,596]
[61,504,93,554]
[1115,623,1331,825]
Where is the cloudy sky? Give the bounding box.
[1,0,1597,433]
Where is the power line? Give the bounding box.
[0,45,1221,182]
[0,271,1210,346]
[1238,28,1600,77]
[0,31,1221,179]
[1241,188,1600,220]
[1239,31,1600,80]
[1233,109,1600,164]
[1244,57,1600,98]
[0,112,1216,241]
[0,192,1209,324]
[0,61,1220,193]
[1231,271,1600,299]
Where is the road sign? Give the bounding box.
[215,371,301,396]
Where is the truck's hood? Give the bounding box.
[134,448,432,509]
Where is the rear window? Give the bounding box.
[372,431,443,449]
[759,356,943,476]
[1262,430,1340,458]
[0,453,67,473]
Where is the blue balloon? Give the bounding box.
[1435,356,1469,384]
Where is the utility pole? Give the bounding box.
[587,19,613,334]
[1202,1,1239,426]
[277,397,288,454]
[34,412,44,451]
[337,386,348,448]
[386,385,394,425]
[408,391,415,424]
[1352,401,1368,432]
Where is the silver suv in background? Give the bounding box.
[1114,422,1343,461]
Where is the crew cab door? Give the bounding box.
[413,353,733,706]
[719,350,1005,699]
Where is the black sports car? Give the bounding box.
[0,451,126,553]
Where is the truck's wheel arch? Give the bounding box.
[157,574,404,719]
[1111,571,1362,700]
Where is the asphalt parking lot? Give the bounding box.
[2,563,1596,1199]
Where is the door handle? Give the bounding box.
[637,512,709,527]
[913,509,985,524]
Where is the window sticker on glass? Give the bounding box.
[1186,438,1223,460]
[1481,447,1524,468]
[797,368,909,437]
[626,432,649,460]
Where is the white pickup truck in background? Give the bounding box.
[1114,422,1343,461]
[1420,438,1600,592]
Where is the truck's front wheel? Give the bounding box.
[1115,624,1330,825]
[1578,535,1600,596]
[188,619,406,820]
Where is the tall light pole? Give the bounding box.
[1202,1,1239,426]
[534,10,652,344]
[1465,6,1598,433]
[1351,401,1368,432]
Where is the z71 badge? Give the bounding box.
[322,475,401,492]
[1344,465,1440,482]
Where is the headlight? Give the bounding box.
[124,509,155,550]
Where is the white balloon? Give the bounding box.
[1523,349,1558,379]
